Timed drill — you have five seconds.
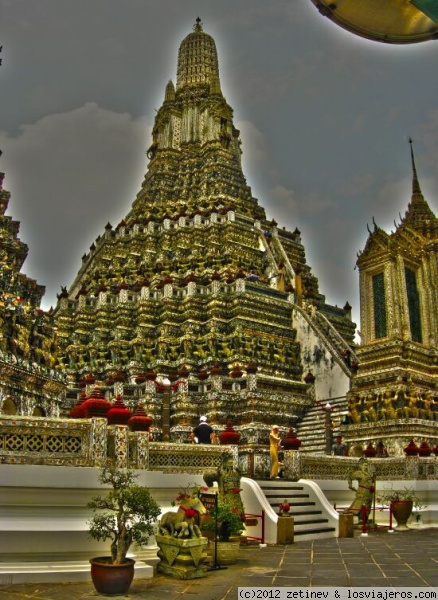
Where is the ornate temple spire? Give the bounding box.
[128,20,265,222]
[410,137,422,196]
[401,139,437,235]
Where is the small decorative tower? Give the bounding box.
[346,141,438,453]
[0,173,64,417]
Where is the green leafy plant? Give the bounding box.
[87,467,161,564]
[201,488,245,542]
[377,485,425,512]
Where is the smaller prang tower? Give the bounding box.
[346,141,438,453]
[0,173,64,418]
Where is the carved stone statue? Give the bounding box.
[344,458,375,520]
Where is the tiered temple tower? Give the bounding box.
[52,19,356,466]
[345,141,438,453]
[0,173,64,417]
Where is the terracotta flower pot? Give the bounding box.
[391,500,413,531]
[90,557,135,595]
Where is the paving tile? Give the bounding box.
[310,578,350,585]
[274,577,311,585]
[277,567,311,576]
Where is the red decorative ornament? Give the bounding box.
[303,371,315,384]
[82,384,111,418]
[282,427,301,450]
[218,419,241,445]
[280,501,291,515]
[128,405,153,432]
[197,370,209,380]
[70,390,87,418]
[404,439,419,456]
[180,507,198,519]
[418,441,432,457]
[135,374,146,385]
[210,363,223,376]
[230,366,243,379]
[364,442,377,457]
[107,395,132,425]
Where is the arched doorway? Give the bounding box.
[2,397,17,415]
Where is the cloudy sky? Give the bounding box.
[1,0,437,330]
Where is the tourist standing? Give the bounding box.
[190,415,216,444]
[332,435,348,456]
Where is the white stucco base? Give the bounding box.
[1,465,437,584]
[0,464,205,584]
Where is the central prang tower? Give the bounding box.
[54,19,356,472]
[129,17,264,224]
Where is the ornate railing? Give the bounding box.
[286,452,438,481]
[0,415,233,471]
[1,416,437,481]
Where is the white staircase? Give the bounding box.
[256,480,338,541]
[294,398,349,453]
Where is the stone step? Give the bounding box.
[289,509,324,516]
[293,517,328,525]
[294,398,348,454]
[294,527,336,539]
[263,493,309,499]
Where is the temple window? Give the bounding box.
[405,267,422,343]
[372,272,387,339]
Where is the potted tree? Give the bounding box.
[378,485,424,530]
[87,466,161,595]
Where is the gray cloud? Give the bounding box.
[0,103,151,309]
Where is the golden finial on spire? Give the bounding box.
[194,17,203,32]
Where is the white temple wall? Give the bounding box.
[293,309,350,403]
